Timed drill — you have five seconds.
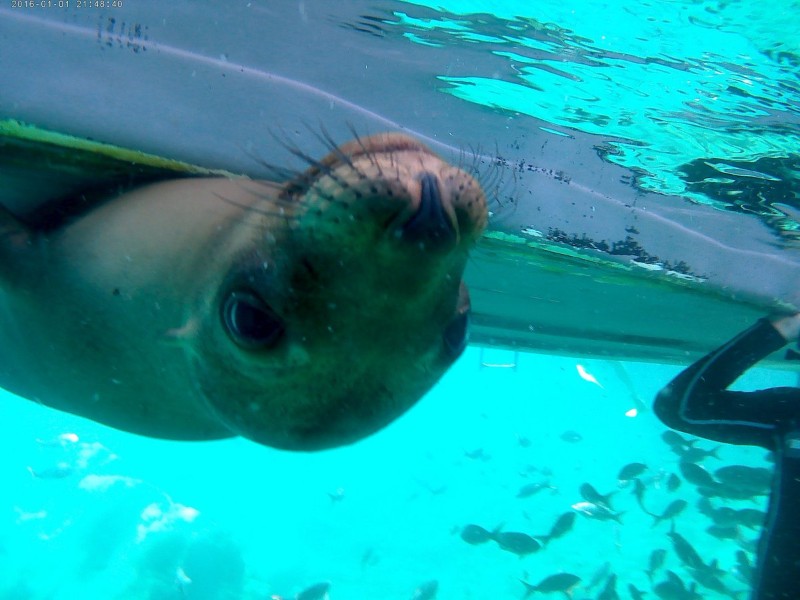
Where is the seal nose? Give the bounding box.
[401,172,456,248]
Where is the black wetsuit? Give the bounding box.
[654,318,800,600]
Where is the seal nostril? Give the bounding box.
[401,172,456,247]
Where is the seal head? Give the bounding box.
[197,133,487,450]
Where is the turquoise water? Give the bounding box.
[1,351,792,599]
[2,1,799,599]
[394,0,800,242]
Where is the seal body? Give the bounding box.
[0,133,487,450]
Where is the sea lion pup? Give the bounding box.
[0,133,487,450]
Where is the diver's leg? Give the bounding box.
[751,431,800,600]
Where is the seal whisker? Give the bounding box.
[270,133,329,172]
[228,180,297,208]
[256,161,303,183]
[307,125,375,189]
[345,123,374,157]
[477,158,502,196]
[241,144,304,184]
[470,143,514,211]
[345,124,387,179]
[455,145,470,173]
[383,146,403,182]
[278,144,357,199]
[212,192,300,222]
[266,129,338,181]
[454,142,481,176]
[393,162,403,185]
[320,126,384,192]
[467,143,485,176]
[311,124,358,170]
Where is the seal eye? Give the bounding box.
[222,291,284,349]
[443,311,470,359]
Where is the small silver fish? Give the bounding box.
[26,462,74,479]
[520,573,581,597]
[544,512,576,544]
[597,573,619,600]
[175,567,192,598]
[705,524,740,541]
[571,501,623,524]
[679,461,716,488]
[560,430,584,443]
[652,499,688,527]
[580,482,616,508]
[628,583,646,600]
[668,526,705,572]
[713,465,772,495]
[493,531,542,556]
[617,462,647,483]
[516,481,554,498]
[646,548,667,582]
[411,580,438,600]
[661,430,696,450]
[460,523,494,545]
[296,582,330,600]
[666,472,681,492]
